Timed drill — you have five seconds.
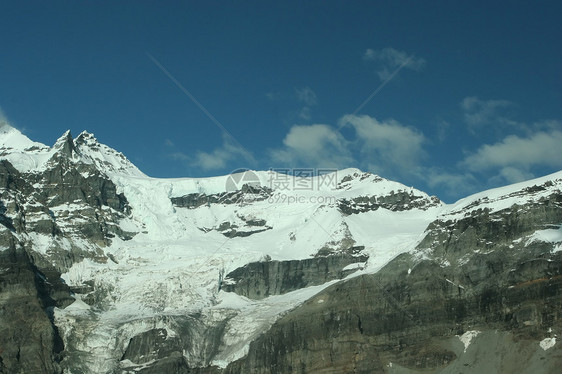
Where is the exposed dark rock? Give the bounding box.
[115,314,233,374]
[0,151,136,273]
[315,224,360,256]
[201,215,273,238]
[338,190,441,215]
[124,353,190,374]
[242,218,267,227]
[0,160,26,191]
[222,253,369,299]
[0,237,68,374]
[0,200,15,232]
[214,220,272,238]
[171,185,273,209]
[219,251,562,372]
[337,171,385,187]
[221,227,271,238]
[51,130,77,159]
[121,328,184,364]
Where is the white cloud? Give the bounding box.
[169,133,254,171]
[295,86,318,106]
[464,130,562,171]
[270,115,427,178]
[423,120,562,198]
[270,124,353,168]
[193,134,253,171]
[194,149,231,170]
[340,114,426,172]
[364,47,426,81]
[269,113,562,200]
[462,129,562,183]
[491,167,535,184]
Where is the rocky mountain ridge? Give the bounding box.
[0,124,561,373]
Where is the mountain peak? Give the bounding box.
[0,122,47,151]
[0,123,51,171]
[76,130,97,143]
[0,126,144,177]
[52,130,78,158]
[73,131,145,177]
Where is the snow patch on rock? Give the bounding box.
[457,330,480,352]
[540,337,556,351]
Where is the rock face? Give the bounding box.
[0,132,134,270]
[202,216,273,238]
[222,255,562,373]
[338,191,441,214]
[116,315,231,374]
[171,184,273,209]
[223,253,368,299]
[0,237,68,374]
[121,328,183,365]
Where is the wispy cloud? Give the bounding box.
[265,91,282,101]
[351,48,425,115]
[265,87,318,122]
[169,151,189,161]
[364,47,426,81]
[295,86,318,106]
[0,107,12,129]
[460,96,521,132]
[491,167,535,185]
[295,86,318,121]
[0,107,25,133]
[0,106,7,123]
[421,168,478,201]
[298,107,312,121]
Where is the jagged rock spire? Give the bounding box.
[52,130,77,158]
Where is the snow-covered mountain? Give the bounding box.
[1,124,561,373]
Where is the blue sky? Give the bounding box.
[1,1,561,202]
